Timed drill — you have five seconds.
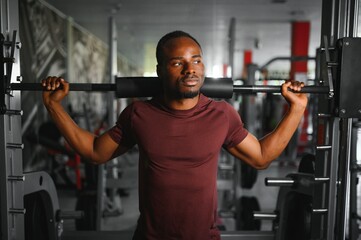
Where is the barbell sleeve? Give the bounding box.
[253,212,278,220]
[265,177,294,187]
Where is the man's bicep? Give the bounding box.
[227,133,264,169]
[92,132,130,164]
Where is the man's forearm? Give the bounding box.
[259,105,306,163]
[45,101,96,159]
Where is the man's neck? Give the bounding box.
[163,95,200,110]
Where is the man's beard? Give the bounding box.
[175,90,199,99]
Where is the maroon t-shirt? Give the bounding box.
[109,94,248,240]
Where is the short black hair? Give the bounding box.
[156,30,202,64]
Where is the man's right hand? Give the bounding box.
[42,76,69,106]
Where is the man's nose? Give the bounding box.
[183,62,195,74]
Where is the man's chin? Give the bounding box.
[179,90,199,99]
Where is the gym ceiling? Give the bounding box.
[44,0,323,77]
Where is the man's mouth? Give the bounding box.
[182,77,199,87]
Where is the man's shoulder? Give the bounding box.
[200,95,233,110]
[129,98,153,108]
[123,98,161,116]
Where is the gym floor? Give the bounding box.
[57,151,301,236]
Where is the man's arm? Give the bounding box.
[227,80,308,169]
[42,76,127,164]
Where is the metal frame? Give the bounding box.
[1,0,25,239]
[313,0,359,239]
[1,1,63,240]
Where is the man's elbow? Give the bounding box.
[253,163,269,170]
[84,152,109,165]
[252,158,272,170]
[252,149,281,169]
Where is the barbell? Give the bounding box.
[10,77,330,99]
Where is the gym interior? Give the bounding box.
[1,0,361,239]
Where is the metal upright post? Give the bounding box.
[312,0,339,239]
[95,14,119,231]
[228,17,235,79]
[334,118,353,239]
[313,0,360,239]
[349,121,361,240]
[107,15,117,125]
[333,1,359,239]
[243,64,260,137]
[1,0,25,239]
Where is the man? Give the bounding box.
[42,30,308,240]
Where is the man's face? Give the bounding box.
[157,37,205,99]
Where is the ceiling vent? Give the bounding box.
[272,0,287,3]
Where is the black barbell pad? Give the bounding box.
[115,77,160,98]
[115,77,234,98]
[200,77,234,98]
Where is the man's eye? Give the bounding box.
[193,60,201,64]
[173,62,182,66]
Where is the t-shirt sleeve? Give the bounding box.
[223,103,248,149]
[108,104,136,148]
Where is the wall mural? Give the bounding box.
[19,0,68,169]
[68,26,108,120]
[19,0,67,82]
[18,0,141,169]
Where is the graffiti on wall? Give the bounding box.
[19,0,67,81]
[68,26,108,118]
